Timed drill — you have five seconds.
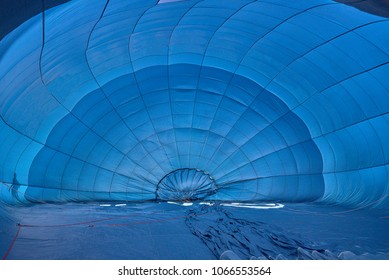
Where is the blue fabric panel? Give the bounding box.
[0,0,388,209]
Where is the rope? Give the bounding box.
[2,225,21,260]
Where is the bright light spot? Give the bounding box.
[166,201,283,209]
[167,201,193,206]
[221,203,284,209]
[99,204,111,207]
[115,204,126,207]
[199,202,214,206]
[158,0,185,4]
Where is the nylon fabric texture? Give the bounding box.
[0,0,389,260]
[1,0,388,207]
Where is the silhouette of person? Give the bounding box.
[9,172,20,199]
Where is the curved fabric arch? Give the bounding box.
[0,0,388,209]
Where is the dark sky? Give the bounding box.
[0,0,388,41]
[0,0,70,40]
[337,0,389,18]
